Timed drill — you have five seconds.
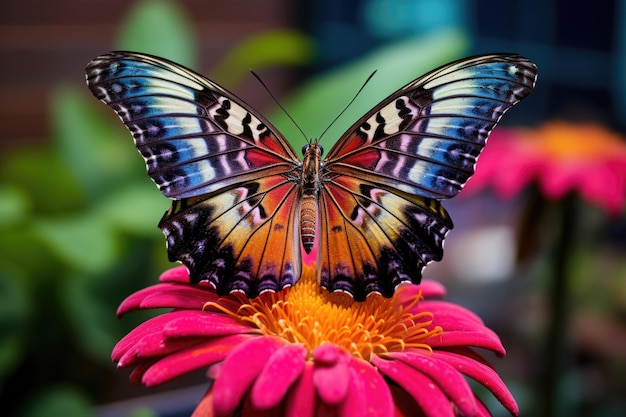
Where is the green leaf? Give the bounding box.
[35,214,119,274]
[269,29,470,149]
[0,186,29,228]
[211,30,314,88]
[0,268,31,386]
[59,270,119,362]
[127,407,159,417]
[116,0,197,67]
[19,385,93,417]
[95,183,168,237]
[51,85,144,202]
[0,147,84,213]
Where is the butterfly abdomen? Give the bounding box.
[299,143,324,254]
[300,194,317,253]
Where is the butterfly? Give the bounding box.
[86,52,537,301]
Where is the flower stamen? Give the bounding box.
[204,268,442,360]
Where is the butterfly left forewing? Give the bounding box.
[319,54,537,298]
[86,52,299,199]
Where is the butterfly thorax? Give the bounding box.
[299,143,323,254]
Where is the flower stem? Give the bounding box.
[542,192,577,417]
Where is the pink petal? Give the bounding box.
[397,280,446,301]
[115,312,256,368]
[422,332,504,356]
[158,265,190,283]
[385,351,476,417]
[158,266,217,291]
[162,311,257,338]
[142,334,254,386]
[128,361,154,385]
[372,356,455,417]
[116,282,217,315]
[422,330,505,356]
[250,343,308,409]
[286,362,315,417]
[130,331,206,360]
[312,344,351,405]
[116,285,163,315]
[340,357,394,417]
[113,311,193,362]
[212,336,288,417]
[432,350,519,416]
[140,284,217,310]
[418,300,486,327]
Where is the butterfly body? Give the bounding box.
[86,52,537,300]
[299,142,324,254]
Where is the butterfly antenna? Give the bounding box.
[250,70,309,142]
[318,70,377,141]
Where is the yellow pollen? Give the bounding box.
[204,266,442,360]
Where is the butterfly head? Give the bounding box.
[302,143,324,157]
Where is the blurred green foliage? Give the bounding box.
[0,0,469,415]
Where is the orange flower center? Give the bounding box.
[206,266,441,360]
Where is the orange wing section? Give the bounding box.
[317,174,452,300]
[160,175,301,297]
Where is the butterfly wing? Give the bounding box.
[319,54,538,299]
[86,52,302,296]
[318,176,451,300]
[161,176,301,297]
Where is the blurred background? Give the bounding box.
[1,0,624,416]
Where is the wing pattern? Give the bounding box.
[160,176,301,297]
[86,52,298,199]
[86,52,537,300]
[317,54,537,299]
[318,175,451,299]
[86,52,302,296]
[326,54,538,198]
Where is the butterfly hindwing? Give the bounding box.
[317,54,537,298]
[160,176,301,297]
[318,175,451,300]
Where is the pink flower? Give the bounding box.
[465,121,626,215]
[114,265,518,417]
